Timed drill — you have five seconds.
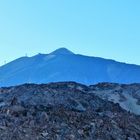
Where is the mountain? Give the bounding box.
[1,48,140,87]
[0,82,139,139]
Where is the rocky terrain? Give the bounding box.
[0,82,139,140]
[90,83,140,115]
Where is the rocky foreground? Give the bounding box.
[0,82,140,140]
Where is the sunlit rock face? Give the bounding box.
[1,48,140,87]
[0,82,139,140]
[90,82,140,115]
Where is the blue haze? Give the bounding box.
[1,48,140,87]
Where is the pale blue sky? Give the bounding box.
[0,0,140,66]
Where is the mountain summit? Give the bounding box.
[50,48,74,55]
[1,48,140,87]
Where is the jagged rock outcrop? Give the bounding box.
[0,82,139,140]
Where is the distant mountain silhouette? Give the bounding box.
[0,48,140,87]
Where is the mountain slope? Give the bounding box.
[90,82,140,115]
[0,82,139,140]
[1,48,140,87]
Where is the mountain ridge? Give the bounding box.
[1,48,140,67]
[1,48,140,87]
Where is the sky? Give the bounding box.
[0,0,140,66]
